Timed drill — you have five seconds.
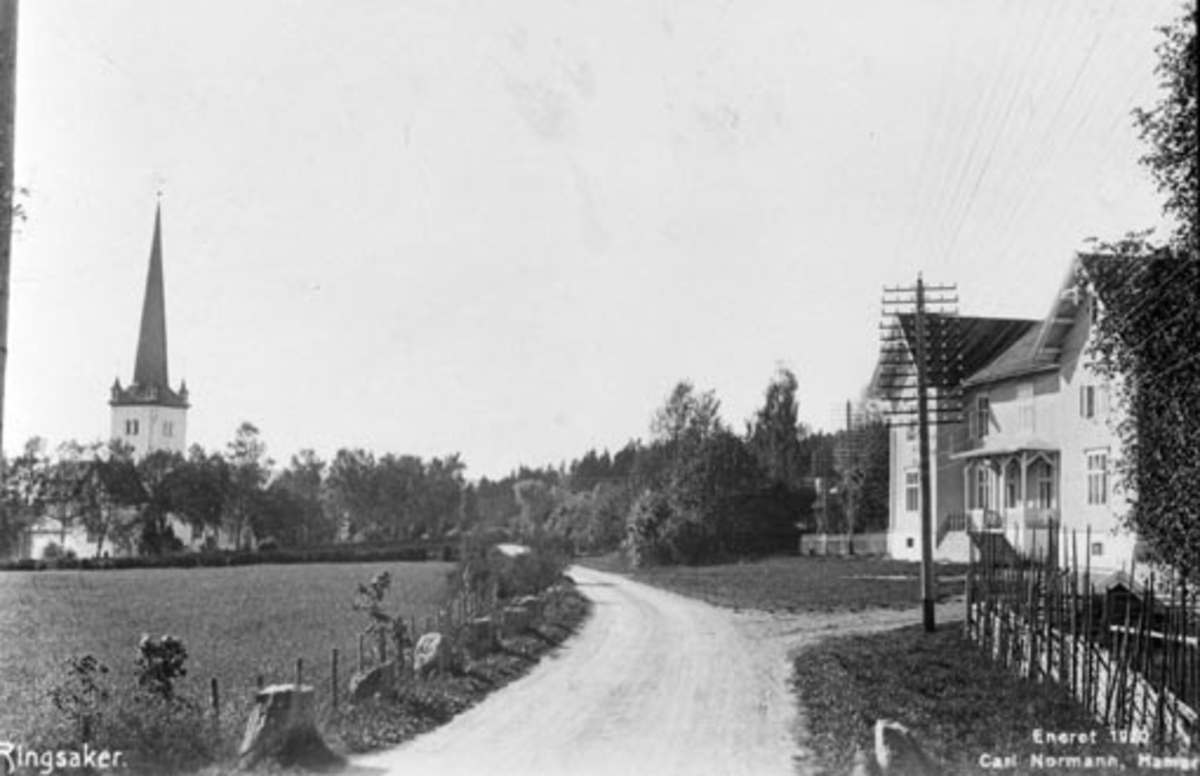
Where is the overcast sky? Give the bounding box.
[7,0,1182,479]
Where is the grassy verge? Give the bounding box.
[578,553,966,612]
[322,586,591,757]
[793,622,1136,775]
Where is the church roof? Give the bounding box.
[111,205,188,409]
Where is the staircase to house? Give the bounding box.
[970,531,1021,566]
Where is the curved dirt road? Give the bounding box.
[348,566,955,776]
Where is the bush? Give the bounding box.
[40,639,221,775]
[624,490,676,567]
[454,533,570,601]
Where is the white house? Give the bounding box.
[884,258,1138,576]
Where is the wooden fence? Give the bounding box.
[967,530,1198,750]
[204,581,507,736]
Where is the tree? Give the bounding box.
[274,449,336,545]
[746,367,806,490]
[422,454,465,539]
[223,422,272,550]
[0,437,50,556]
[1083,248,1200,578]
[1081,5,1199,578]
[48,440,144,557]
[651,381,723,456]
[136,450,185,554]
[324,448,379,542]
[1132,2,1197,254]
[169,446,231,548]
[832,405,890,540]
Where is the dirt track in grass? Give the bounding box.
[345,565,964,776]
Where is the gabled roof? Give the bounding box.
[962,256,1091,388]
[896,314,1038,379]
[869,314,1038,401]
[962,325,1058,387]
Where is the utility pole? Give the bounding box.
[0,0,17,471]
[880,276,960,632]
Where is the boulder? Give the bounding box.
[413,632,460,676]
[347,661,397,704]
[461,616,498,659]
[238,684,339,770]
[874,719,941,775]
[500,604,533,639]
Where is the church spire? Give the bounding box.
[132,204,169,391]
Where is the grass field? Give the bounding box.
[0,561,455,744]
[794,623,1130,775]
[580,553,967,612]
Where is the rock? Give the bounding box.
[874,719,940,776]
[238,684,340,770]
[347,661,397,704]
[413,632,460,676]
[461,617,498,659]
[500,604,534,639]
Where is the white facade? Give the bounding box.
[110,403,188,458]
[885,262,1137,576]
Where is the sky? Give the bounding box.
[6,0,1183,480]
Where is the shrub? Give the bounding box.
[624,489,676,567]
[41,639,221,775]
[453,533,569,602]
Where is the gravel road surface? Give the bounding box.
[347,565,958,776]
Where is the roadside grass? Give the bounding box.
[2,553,592,774]
[793,622,1132,775]
[0,561,453,746]
[322,588,591,757]
[579,553,966,612]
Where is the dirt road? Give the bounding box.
[347,566,959,776]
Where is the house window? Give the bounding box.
[1004,460,1020,509]
[125,419,139,435]
[1087,450,1108,505]
[1080,385,1096,419]
[1091,542,1104,557]
[905,470,920,512]
[1034,461,1055,509]
[905,424,917,442]
[191,522,203,541]
[163,421,173,437]
[975,466,991,511]
[972,396,991,438]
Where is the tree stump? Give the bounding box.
[238,684,340,770]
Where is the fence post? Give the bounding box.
[210,676,220,736]
[296,657,304,687]
[331,648,339,713]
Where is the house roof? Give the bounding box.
[950,433,1058,460]
[878,314,1039,391]
[962,325,1059,387]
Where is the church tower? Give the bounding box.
[110,205,189,457]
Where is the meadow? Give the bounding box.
[0,560,455,743]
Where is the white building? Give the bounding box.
[884,258,1138,576]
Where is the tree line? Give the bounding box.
[0,368,889,564]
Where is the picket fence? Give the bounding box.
[967,530,1199,750]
